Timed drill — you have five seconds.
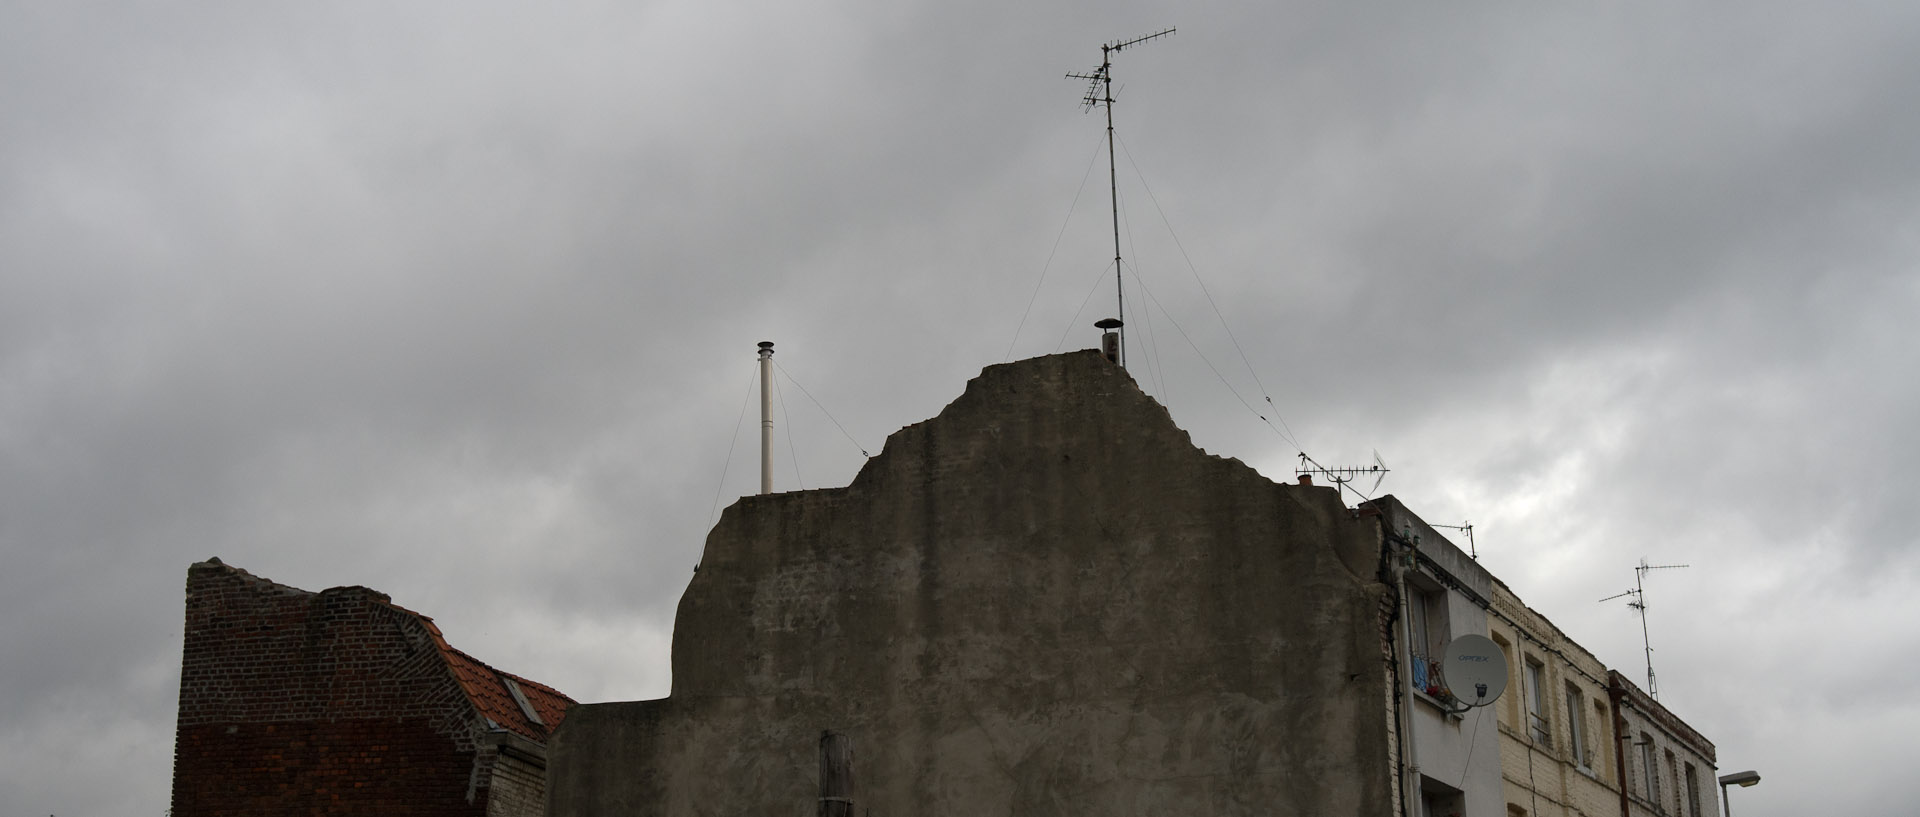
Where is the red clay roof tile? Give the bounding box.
[373,599,577,741]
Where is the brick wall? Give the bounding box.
[173,719,481,815]
[1491,582,1636,817]
[483,740,551,817]
[170,561,517,817]
[1613,671,1717,817]
[1382,571,1413,817]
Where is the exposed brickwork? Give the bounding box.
[1379,566,1406,817]
[1361,503,1406,817]
[1488,580,1622,817]
[170,560,573,817]
[483,741,552,817]
[174,720,480,815]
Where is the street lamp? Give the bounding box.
[1718,770,1760,817]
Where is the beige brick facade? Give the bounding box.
[1488,582,1621,817]
[1485,583,1717,817]
[1614,671,1718,817]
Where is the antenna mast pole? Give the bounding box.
[1600,559,1689,699]
[1103,56,1122,369]
[1069,28,1174,370]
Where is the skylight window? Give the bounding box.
[501,676,545,726]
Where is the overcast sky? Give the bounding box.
[4,1,1916,814]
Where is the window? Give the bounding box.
[1420,780,1463,817]
[1564,682,1588,767]
[1492,634,1516,727]
[1685,763,1702,817]
[1407,579,1450,698]
[502,676,545,726]
[1638,734,1661,809]
[1593,700,1612,775]
[1524,659,1549,744]
[1408,584,1431,653]
[1666,751,1680,816]
[1407,580,1449,656]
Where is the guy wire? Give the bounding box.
[1007,132,1109,361]
[707,366,759,528]
[774,360,871,458]
[1117,133,1305,451]
[773,366,803,490]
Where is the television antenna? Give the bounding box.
[1295,450,1389,498]
[1066,27,1174,370]
[1598,559,1689,699]
[1430,522,1477,559]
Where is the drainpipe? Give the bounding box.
[1609,679,1630,817]
[1378,522,1411,817]
[1394,531,1423,814]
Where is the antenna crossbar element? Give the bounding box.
[1063,26,1174,369]
[1064,71,1105,110]
[1107,28,1177,53]
[1429,522,1476,559]
[1298,464,1388,481]
[1295,451,1389,498]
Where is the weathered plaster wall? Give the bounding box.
[550,351,1393,817]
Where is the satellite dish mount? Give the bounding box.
[1437,634,1508,715]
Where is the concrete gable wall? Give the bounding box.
[551,352,1394,816]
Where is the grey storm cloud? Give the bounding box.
[3,1,1917,814]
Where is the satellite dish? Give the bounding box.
[1442,634,1508,708]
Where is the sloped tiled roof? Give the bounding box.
[375,599,578,742]
[445,646,576,741]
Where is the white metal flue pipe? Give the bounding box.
[758,341,774,495]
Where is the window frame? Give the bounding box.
[1563,682,1588,768]
[1666,750,1681,816]
[1639,734,1662,810]
[1407,576,1449,659]
[1405,575,1452,702]
[1592,699,1611,777]
[1491,634,1517,728]
[1524,658,1549,744]
[1685,762,1702,817]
